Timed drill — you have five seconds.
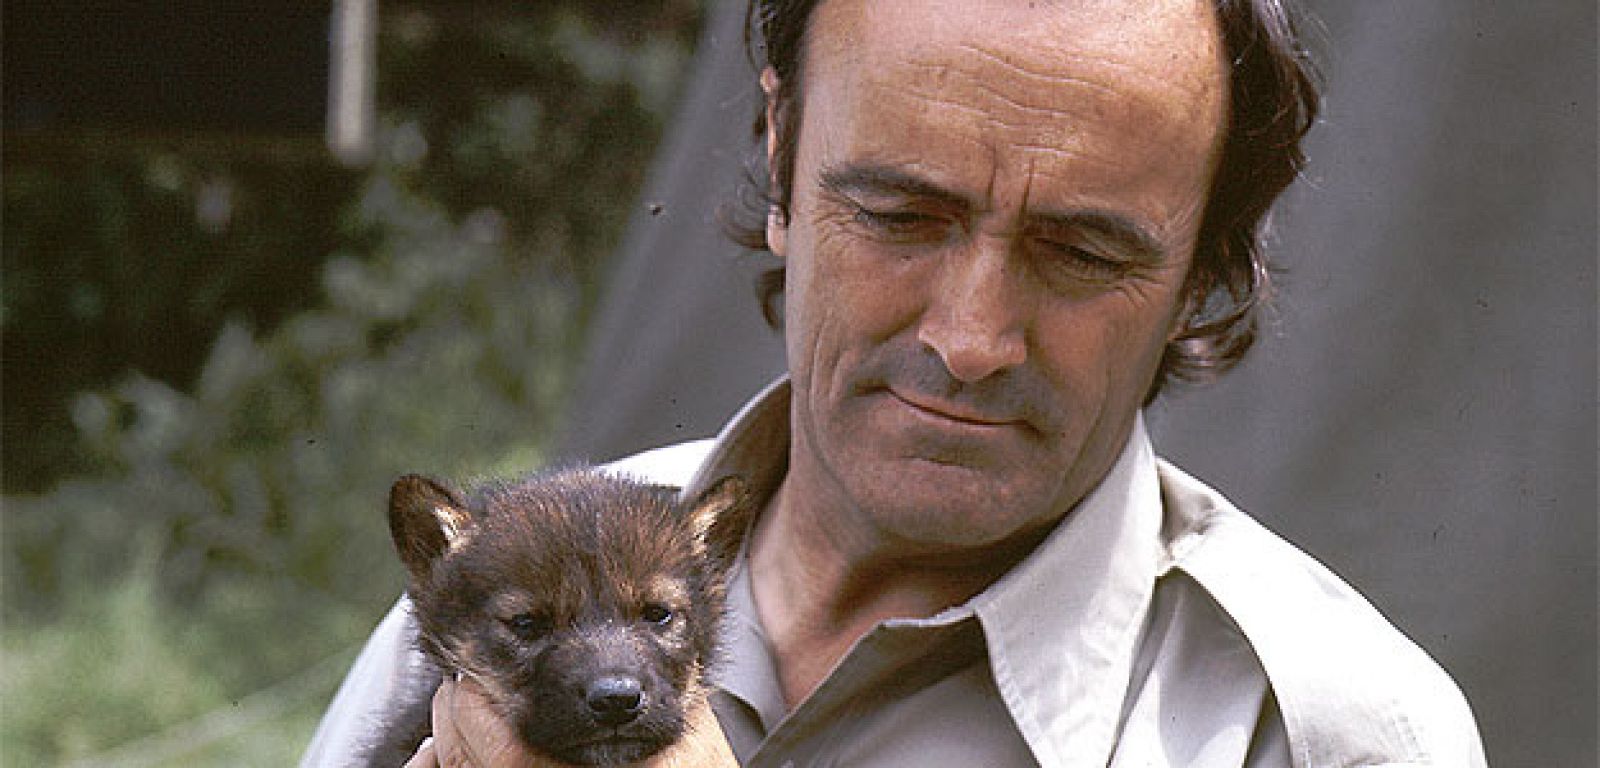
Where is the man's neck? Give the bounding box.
[746,475,1050,710]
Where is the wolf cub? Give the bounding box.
[364,467,748,767]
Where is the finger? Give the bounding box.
[430,680,467,767]
[432,678,495,768]
[435,676,551,768]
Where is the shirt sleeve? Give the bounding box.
[300,599,423,767]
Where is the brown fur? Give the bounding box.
[363,467,748,767]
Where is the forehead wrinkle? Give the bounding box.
[884,9,1228,143]
[893,59,1092,144]
[950,40,1217,106]
[985,152,999,210]
[893,63,1097,147]
[921,50,1220,151]
[1019,154,1037,217]
[882,62,1219,199]
[946,42,1118,109]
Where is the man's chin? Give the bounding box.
[847,461,1058,548]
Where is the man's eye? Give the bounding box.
[1035,239,1129,283]
[852,206,945,239]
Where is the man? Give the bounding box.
[305,0,1487,765]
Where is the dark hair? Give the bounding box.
[725,0,1321,401]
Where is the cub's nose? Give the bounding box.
[585,674,644,725]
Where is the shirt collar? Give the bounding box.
[968,413,1164,768]
[688,377,1164,768]
[681,376,791,503]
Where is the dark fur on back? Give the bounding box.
[363,466,748,767]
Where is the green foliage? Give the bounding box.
[2,545,367,766]
[3,2,704,763]
[2,149,360,493]
[6,166,578,612]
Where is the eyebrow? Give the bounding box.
[819,164,968,209]
[817,162,1168,263]
[1029,209,1167,265]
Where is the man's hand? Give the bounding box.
[403,678,531,768]
[403,678,737,768]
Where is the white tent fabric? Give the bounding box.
[559,2,1597,764]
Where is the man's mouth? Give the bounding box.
[887,388,1020,428]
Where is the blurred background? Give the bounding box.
[3,1,1594,766]
[5,0,702,763]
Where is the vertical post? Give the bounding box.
[327,0,377,165]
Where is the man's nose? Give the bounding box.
[916,242,1029,383]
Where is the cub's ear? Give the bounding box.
[388,474,473,585]
[685,475,751,568]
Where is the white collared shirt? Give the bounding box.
[302,379,1486,767]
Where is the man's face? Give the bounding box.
[768,0,1228,554]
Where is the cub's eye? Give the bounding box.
[640,604,674,627]
[502,612,552,639]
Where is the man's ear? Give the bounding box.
[388,474,473,586]
[760,67,789,259]
[760,67,781,170]
[685,475,751,569]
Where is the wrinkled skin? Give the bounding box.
[753,0,1231,704]
[767,0,1229,564]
